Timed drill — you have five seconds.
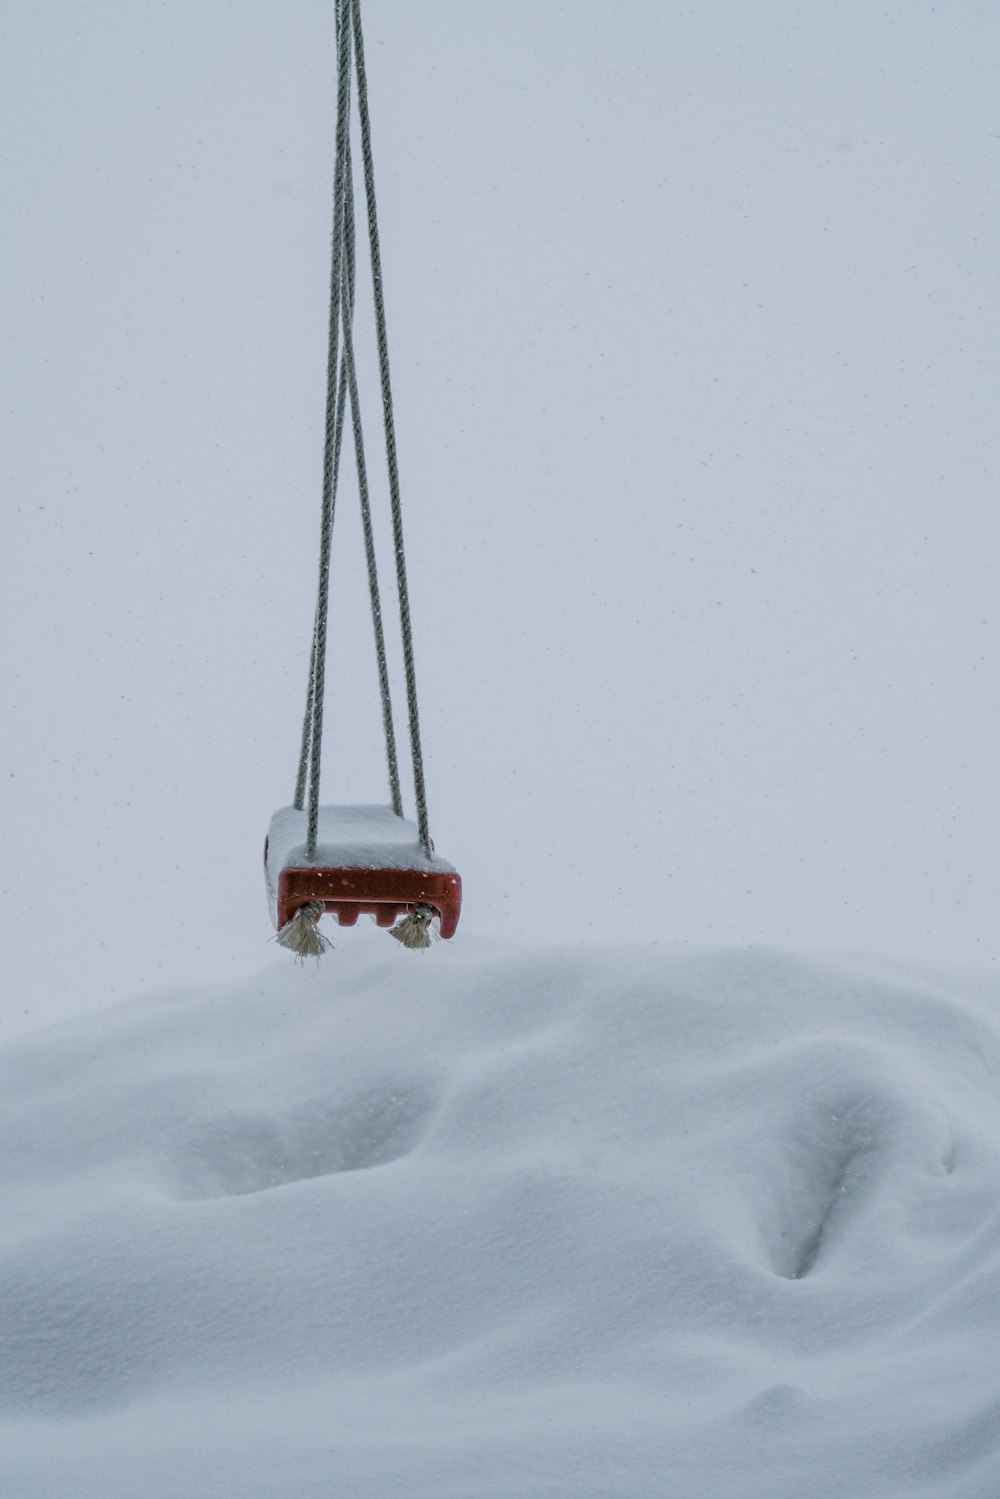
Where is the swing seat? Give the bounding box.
[265,805,462,939]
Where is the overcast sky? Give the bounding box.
[3,0,999,1039]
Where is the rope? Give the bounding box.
[351,0,431,857]
[293,0,431,862]
[303,0,353,858]
[340,143,404,819]
[293,341,349,813]
[294,0,353,816]
[295,137,403,818]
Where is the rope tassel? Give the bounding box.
[389,904,435,950]
[276,901,332,959]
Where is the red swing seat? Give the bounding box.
[265,805,462,939]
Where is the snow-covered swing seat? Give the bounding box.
[265,0,462,957]
[265,804,462,939]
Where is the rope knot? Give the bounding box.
[389,904,435,950]
[276,901,332,960]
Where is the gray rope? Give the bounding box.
[351,0,431,857]
[340,149,404,818]
[303,0,353,857]
[290,32,353,821]
[293,343,350,812]
[296,133,403,820]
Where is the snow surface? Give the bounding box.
[267,803,455,874]
[4,939,1000,1497]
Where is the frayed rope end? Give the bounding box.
[276,901,332,959]
[389,904,436,950]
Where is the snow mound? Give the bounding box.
[3,941,1000,1497]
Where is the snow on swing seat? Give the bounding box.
[265,805,462,938]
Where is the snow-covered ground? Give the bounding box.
[3,938,1000,1497]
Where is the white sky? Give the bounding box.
[3,0,999,1038]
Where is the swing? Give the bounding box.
[265,0,462,956]
[265,805,462,941]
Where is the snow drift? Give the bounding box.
[2,939,1000,1497]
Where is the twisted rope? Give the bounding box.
[303,0,353,858]
[341,142,404,818]
[351,0,431,857]
[293,0,431,861]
